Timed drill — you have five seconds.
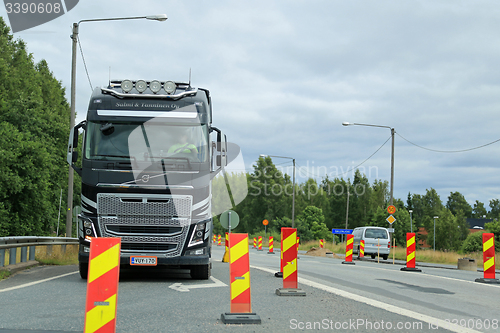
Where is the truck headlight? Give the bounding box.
[188,221,208,247]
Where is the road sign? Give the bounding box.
[386,215,396,224]
[220,210,240,230]
[332,229,353,234]
[387,205,396,214]
[387,228,395,233]
[263,219,269,226]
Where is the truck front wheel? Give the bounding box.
[190,264,211,280]
[79,261,88,280]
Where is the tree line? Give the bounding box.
[0,17,77,237]
[213,156,500,253]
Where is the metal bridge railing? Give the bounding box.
[0,236,78,268]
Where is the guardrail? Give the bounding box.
[0,236,78,268]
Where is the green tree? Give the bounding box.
[488,199,500,220]
[446,192,472,218]
[472,200,487,218]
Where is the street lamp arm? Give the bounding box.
[342,122,392,130]
[78,14,167,25]
[260,154,294,161]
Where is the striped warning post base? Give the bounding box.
[319,239,324,249]
[276,228,305,296]
[401,233,421,272]
[257,236,263,251]
[268,236,275,254]
[475,233,500,284]
[220,233,261,324]
[84,237,121,333]
[342,234,355,265]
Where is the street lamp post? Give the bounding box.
[66,14,168,237]
[260,154,296,228]
[433,216,439,251]
[409,210,413,233]
[342,122,395,206]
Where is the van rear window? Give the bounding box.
[365,228,388,239]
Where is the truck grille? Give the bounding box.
[97,194,192,256]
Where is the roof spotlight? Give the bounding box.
[164,81,176,94]
[150,80,161,93]
[136,80,147,93]
[121,79,133,93]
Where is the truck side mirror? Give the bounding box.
[67,121,86,176]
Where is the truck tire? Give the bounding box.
[79,261,88,280]
[383,254,388,260]
[190,264,211,280]
[371,254,376,259]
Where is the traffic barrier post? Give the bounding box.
[475,233,500,284]
[218,234,222,246]
[253,237,257,249]
[401,233,421,272]
[268,236,275,254]
[357,240,365,259]
[319,239,324,249]
[220,233,261,324]
[257,236,263,251]
[84,237,121,333]
[213,234,216,244]
[222,232,229,263]
[342,234,355,265]
[276,228,306,296]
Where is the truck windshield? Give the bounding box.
[85,121,208,163]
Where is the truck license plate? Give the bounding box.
[130,256,157,266]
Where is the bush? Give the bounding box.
[461,231,484,253]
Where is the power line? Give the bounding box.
[396,132,500,153]
[296,135,392,178]
[77,35,93,92]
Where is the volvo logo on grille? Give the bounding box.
[141,175,150,183]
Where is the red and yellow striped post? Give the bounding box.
[296,236,300,250]
[257,236,263,251]
[253,237,257,249]
[319,239,324,249]
[276,228,305,296]
[342,234,355,265]
[220,233,261,324]
[475,233,499,284]
[225,233,229,252]
[213,234,216,244]
[222,232,230,263]
[84,237,121,333]
[359,240,365,258]
[218,234,222,246]
[268,236,274,254]
[401,233,421,272]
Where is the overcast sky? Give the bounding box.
[2,0,500,209]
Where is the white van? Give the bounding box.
[352,226,391,260]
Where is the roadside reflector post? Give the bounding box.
[221,233,261,324]
[257,236,263,251]
[319,239,324,249]
[342,234,355,265]
[401,233,421,272]
[268,236,275,254]
[275,229,284,277]
[276,228,306,296]
[475,233,500,284]
[84,237,121,333]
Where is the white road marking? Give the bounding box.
[169,276,227,292]
[250,265,481,333]
[0,271,78,293]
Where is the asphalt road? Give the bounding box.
[0,245,499,333]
